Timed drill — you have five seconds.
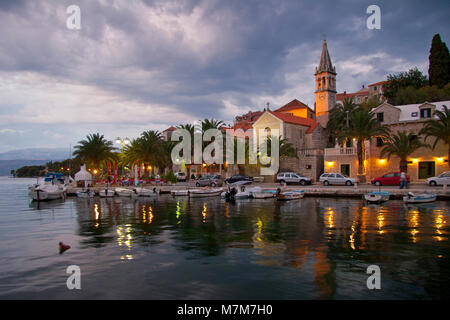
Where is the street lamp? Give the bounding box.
[115,137,131,179]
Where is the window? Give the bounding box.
[411,112,418,117]
[384,173,395,178]
[376,112,384,122]
[336,174,344,178]
[374,86,378,91]
[420,108,431,118]
[376,137,384,147]
[328,174,335,178]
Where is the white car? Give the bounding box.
[319,173,356,186]
[175,172,187,182]
[276,172,312,185]
[426,171,450,186]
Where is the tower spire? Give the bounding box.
[316,38,336,75]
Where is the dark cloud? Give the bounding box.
[0,0,449,151]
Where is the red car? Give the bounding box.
[371,172,410,186]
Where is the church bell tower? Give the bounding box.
[315,38,336,127]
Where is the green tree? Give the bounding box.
[72,133,118,171]
[380,131,430,173]
[429,34,450,88]
[420,105,450,168]
[327,97,360,147]
[384,68,428,103]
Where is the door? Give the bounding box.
[341,164,350,177]
[418,162,435,179]
[335,173,345,185]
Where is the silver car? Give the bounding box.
[319,173,356,186]
[195,175,223,187]
[426,171,450,186]
[276,172,312,185]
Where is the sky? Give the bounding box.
[0,0,449,153]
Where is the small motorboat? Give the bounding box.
[364,191,390,203]
[403,192,437,203]
[171,189,189,196]
[252,189,276,199]
[134,187,159,197]
[30,184,66,201]
[99,188,115,198]
[189,188,223,198]
[115,187,133,197]
[276,189,305,201]
[76,189,95,198]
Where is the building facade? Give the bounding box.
[324,101,450,182]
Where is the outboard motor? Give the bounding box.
[225,187,237,201]
[276,188,281,196]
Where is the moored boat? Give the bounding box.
[252,189,276,199]
[115,187,133,197]
[364,191,390,203]
[171,189,189,196]
[134,187,159,197]
[30,184,66,201]
[276,189,305,201]
[76,189,95,198]
[99,188,115,198]
[189,188,223,198]
[403,192,437,203]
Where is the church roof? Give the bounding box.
[315,40,336,75]
[275,99,313,113]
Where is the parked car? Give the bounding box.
[195,175,223,187]
[276,172,312,185]
[319,173,356,186]
[426,171,450,186]
[175,172,187,182]
[371,172,410,186]
[225,175,253,184]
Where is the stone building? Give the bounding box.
[324,100,450,182]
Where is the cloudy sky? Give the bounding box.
[0,0,449,153]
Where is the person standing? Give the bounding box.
[400,172,407,189]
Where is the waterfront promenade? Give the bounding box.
[66,182,450,199]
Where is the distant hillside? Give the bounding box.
[0,148,69,161]
[0,160,49,176]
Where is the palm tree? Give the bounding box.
[420,105,450,167]
[380,131,430,172]
[336,109,390,182]
[72,133,118,171]
[135,130,165,177]
[327,97,359,145]
[176,123,195,179]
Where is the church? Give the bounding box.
[229,39,336,180]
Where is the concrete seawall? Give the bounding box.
[66,184,450,200]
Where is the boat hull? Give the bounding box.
[99,189,115,198]
[403,193,437,203]
[276,190,305,201]
[364,192,390,203]
[189,188,222,198]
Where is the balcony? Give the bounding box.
[324,147,357,156]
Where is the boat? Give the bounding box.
[115,187,133,197]
[276,189,305,201]
[171,189,189,196]
[30,184,66,201]
[29,173,67,201]
[251,189,277,199]
[134,187,159,197]
[403,192,437,203]
[189,188,223,198]
[76,189,95,198]
[99,188,115,198]
[364,191,390,203]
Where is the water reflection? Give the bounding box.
[23,194,450,299]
